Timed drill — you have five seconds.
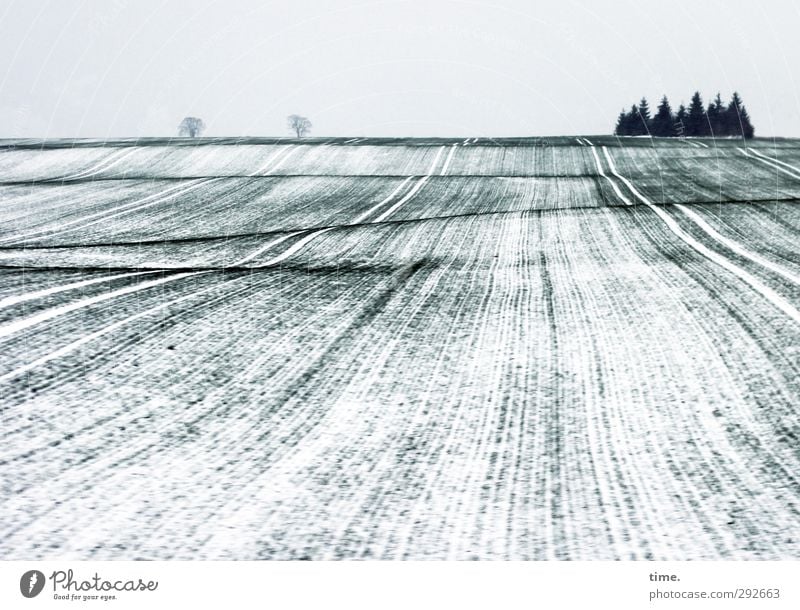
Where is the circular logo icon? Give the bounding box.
[20,570,45,599]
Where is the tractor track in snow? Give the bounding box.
[1,137,799,560]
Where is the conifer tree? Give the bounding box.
[706,93,725,137]
[617,106,636,136]
[628,103,646,136]
[627,106,639,134]
[724,92,754,139]
[651,95,675,137]
[637,97,652,134]
[686,91,709,137]
[674,104,688,138]
[614,108,629,136]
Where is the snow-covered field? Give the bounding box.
[1,136,799,559]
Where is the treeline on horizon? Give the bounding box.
[614,91,754,139]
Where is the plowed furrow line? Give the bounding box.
[325,288,472,556]
[619,212,800,550]
[388,217,519,559]
[248,229,480,559]
[551,212,665,558]
[341,220,496,558]
[580,208,756,558]
[88,277,378,557]
[394,242,491,557]
[597,261,731,557]
[194,269,441,558]
[0,275,263,460]
[431,217,528,559]
[247,222,486,559]
[494,217,535,559]
[0,268,394,548]
[442,233,507,558]
[564,215,656,558]
[598,208,736,559]
[0,271,282,539]
[93,265,419,557]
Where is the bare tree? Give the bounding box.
[178,117,206,137]
[287,114,312,138]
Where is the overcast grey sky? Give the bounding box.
[1,0,799,138]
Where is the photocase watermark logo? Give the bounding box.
[16,569,159,602]
[20,570,45,598]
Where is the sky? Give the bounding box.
[1,0,799,138]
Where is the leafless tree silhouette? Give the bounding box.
[287,114,312,138]
[178,117,205,137]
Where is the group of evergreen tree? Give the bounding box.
[614,92,754,139]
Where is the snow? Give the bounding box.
[1,136,799,559]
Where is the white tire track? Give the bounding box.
[741,147,800,180]
[233,146,444,267]
[0,271,161,309]
[601,146,651,204]
[0,178,216,244]
[228,231,308,267]
[439,143,458,176]
[370,177,434,223]
[587,144,633,206]
[235,146,445,266]
[0,272,219,384]
[0,271,203,340]
[603,145,800,285]
[255,228,335,266]
[370,146,445,223]
[247,145,297,177]
[349,177,413,225]
[748,148,800,175]
[673,205,800,286]
[52,147,137,182]
[600,145,800,324]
